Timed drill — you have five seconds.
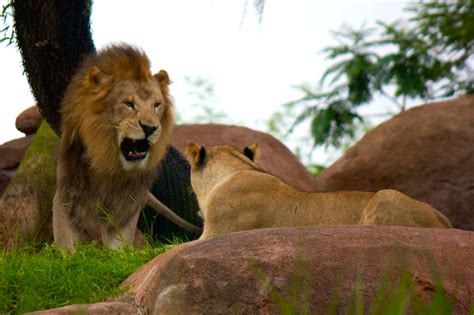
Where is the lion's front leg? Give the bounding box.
[100,210,140,249]
[52,193,82,251]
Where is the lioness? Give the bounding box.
[53,44,200,250]
[185,143,452,240]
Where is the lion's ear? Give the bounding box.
[154,70,171,86]
[243,144,258,161]
[186,142,206,168]
[84,66,111,90]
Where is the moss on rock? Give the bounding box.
[0,122,59,249]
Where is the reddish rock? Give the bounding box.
[122,226,474,314]
[318,95,474,230]
[172,124,320,191]
[0,135,34,196]
[26,302,139,315]
[15,105,42,135]
[0,135,34,170]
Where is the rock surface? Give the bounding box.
[15,105,42,135]
[172,124,320,191]
[0,135,34,170]
[0,124,59,249]
[26,302,139,315]
[318,95,474,230]
[0,136,34,196]
[121,226,474,314]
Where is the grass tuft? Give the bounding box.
[0,242,175,314]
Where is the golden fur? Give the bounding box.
[60,44,174,176]
[52,44,199,250]
[185,143,452,240]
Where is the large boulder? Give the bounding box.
[172,124,320,191]
[121,226,473,314]
[0,123,59,249]
[318,95,474,230]
[15,105,42,135]
[0,136,34,197]
[0,135,34,170]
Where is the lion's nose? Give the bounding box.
[139,122,158,137]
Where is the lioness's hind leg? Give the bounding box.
[359,189,449,228]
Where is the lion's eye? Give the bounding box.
[153,102,161,109]
[123,101,135,109]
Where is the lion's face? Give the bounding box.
[62,71,174,177]
[106,77,168,170]
[84,71,174,174]
[60,45,174,177]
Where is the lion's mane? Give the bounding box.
[59,44,174,180]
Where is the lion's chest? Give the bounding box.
[69,182,147,226]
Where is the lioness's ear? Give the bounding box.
[243,144,258,161]
[154,70,171,86]
[84,66,111,89]
[186,142,206,167]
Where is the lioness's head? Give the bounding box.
[60,44,174,175]
[185,143,260,196]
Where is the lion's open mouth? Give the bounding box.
[120,138,150,161]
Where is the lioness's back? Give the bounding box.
[187,143,452,240]
[208,170,374,226]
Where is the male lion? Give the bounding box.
[53,44,200,250]
[185,143,452,240]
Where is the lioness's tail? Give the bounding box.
[435,210,453,228]
[147,192,203,234]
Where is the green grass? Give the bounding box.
[1,239,471,314]
[0,242,176,314]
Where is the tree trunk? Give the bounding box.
[12,0,95,133]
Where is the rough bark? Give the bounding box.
[12,0,95,134]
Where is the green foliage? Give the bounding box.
[306,163,326,177]
[283,0,474,149]
[409,0,474,96]
[0,243,173,313]
[0,2,15,45]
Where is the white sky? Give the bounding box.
[0,0,410,163]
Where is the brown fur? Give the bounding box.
[53,44,176,249]
[186,144,452,240]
